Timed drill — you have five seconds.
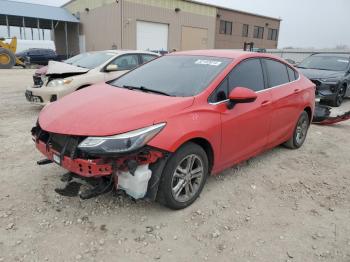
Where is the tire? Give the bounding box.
[329,86,346,107]
[284,111,310,149]
[0,48,16,69]
[157,142,209,210]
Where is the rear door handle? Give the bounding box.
[294,88,300,93]
[261,100,271,106]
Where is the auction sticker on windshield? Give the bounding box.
[195,60,222,66]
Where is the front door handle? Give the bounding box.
[294,88,300,93]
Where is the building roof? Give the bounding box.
[0,0,79,22]
[185,0,281,21]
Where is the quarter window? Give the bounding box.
[287,66,297,81]
[220,20,233,35]
[209,78,228,103]
[253,26,264,39]
[264,59,289,87]
[229,59,265,92]
[142,54,157,63]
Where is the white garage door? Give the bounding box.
[136,21,168,51]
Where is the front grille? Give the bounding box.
[33,125,86,159]
[33,75,43,87]
[310,79,321,87]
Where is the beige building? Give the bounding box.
[215,7,281,49]
[59,0,281,56]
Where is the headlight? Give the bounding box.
[47,78,73,87]
[78,123,166,154]
[320,78,340,83]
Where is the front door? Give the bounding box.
[216,59,273,168]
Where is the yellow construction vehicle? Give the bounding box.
[0,37,26,69]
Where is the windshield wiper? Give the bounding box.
[122,85,171,96]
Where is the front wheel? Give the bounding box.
[329,86,346,107]
[157,142,209,210]
[284,111,310,149]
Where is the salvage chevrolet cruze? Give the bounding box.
[32,50,315,209]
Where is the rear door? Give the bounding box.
[262,58,301,147]
[214,58,273,168]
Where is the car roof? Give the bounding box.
[88,50,160,56]
[168,49,281,60]
[311,53,350,58]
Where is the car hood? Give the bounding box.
[35,66,48,76]
[46,61,89,75]
[298,68,344,80]
[38,84,194,136]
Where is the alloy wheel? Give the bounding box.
[336,87,345,106]
[171,154,204,203]
[295,116,308,145]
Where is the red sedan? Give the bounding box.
[32,50,315,209]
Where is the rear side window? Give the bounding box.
[264,59,289,87]
[141,54,157,63]
[228,59,265,92]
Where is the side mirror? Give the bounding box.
[227,87,257,109]
[105,64,118,72]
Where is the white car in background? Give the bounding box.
[25,50,159,105]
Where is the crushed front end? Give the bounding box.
[31,123,168,200]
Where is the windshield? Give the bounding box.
[64,53,85,64]
[65,52,115,69]
[110,55,231,97]
[298,55,350,71]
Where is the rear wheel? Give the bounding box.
[284,111,310,149]
[157,142,209,210]
[0,48,16,69]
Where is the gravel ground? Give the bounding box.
[0,69,350,262]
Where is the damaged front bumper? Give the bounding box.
[311,79,339,101]
[32,125,168,200]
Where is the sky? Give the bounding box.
[2,0,350,48]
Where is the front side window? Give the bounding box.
[298,55,350,71]
[253,26,264,39]
[110,54,139,70]
[220,20,233,35]
[111,55,231,97]
[264,59,289,87]
[228,59,265,92]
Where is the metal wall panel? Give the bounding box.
[78,3,122,51]
[65,0,216,17]
[65,0,116,14]
[122,1,215,50]
[181,26,208,50]
[126,0,216,17]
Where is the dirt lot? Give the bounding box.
[0,69,349,262]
